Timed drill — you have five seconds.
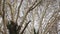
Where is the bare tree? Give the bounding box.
[0,0,60,34]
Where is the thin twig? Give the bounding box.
[42,11,59,34]
[20,21,31,34]
[19,0,42,31]
[16,0,23,23]
[6,2,14,22]
[30,0,42,10]
[38,2,50,34]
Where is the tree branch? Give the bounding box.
[20,21,31,34]
[19,0,42,31]
[16,0,23,23]
[42,11,59,34]
[2,0,7,34]
[6,2,14,22]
